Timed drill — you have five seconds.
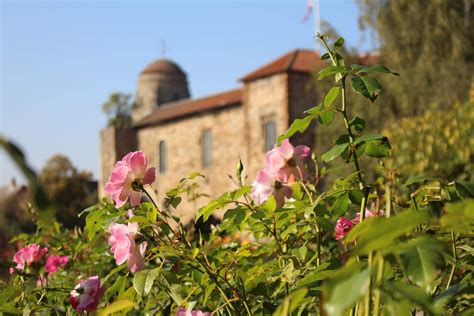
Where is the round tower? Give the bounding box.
[133,58,190,122]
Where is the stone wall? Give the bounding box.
[99,72,317,222]
[287,72,317,147]
[243,73,290,179]
[136,105,245,223]
[133,72,190,122]
[99,127,137,198]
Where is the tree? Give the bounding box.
[357,0,474,116]
[40,154,97,228]
[102,92,134,128]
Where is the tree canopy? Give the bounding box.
[102,92,134,128]
[357,0,474,116]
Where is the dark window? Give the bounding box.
[158,140,167,173]
[202,129,212,168]
[264,120,277,151]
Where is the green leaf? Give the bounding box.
[133,268,161,297]
[119,286,136,301]
[440,200,474,234]
[0,305,21,314]
[323,86,341,107]
[330,193,351,217]
[321,53,330,60]
[351,76,382,102]
[0,286,21,304]
[386,236,442,292]
[324,267,371,316]
[105,276,126,301]
[169,196,182,208]
[383,281,440,314]
[354,133,384,145]
[146,207,157,222]
[278,115,315,143]
[196,200,221,222]
[404,175,438,186]
[334,37,345,49]
[365,137,391,158]
[318,66,351,80]
[406,245,441,292]
[97,300,134,316]
[352,64,399,76]
[85,209,108,241]
[304,104,323,115]
[454,180,474,198]
[262,195,277,212]
[347,209,431,255]
[273,288,308,316]
[348,190,363,205]
[322,135,350,163]
[295,262,337,288]
[318,110,335,126]
[349,116,365,133]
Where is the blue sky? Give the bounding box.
[0,0,375,185]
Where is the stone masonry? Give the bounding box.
[99,49,322,222]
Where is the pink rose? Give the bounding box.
[334,217,355,240]
[175,308,213,316]
[335,208,384,241]
[108,222,147,273]
[44,255,69,275]
[352,207,384,225]
[264,139,310,183]
[10,244,48,273]
[104,151,156,208]
[251,169,292,208]
[69,276,104,313]
[251,139,310,208]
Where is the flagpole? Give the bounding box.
[314,0,321,54]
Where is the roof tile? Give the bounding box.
[135,88,242,127]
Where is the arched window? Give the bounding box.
[264,120,277,152]
[202,129,212,168]
[158,140,167,174]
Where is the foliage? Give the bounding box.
[357,0,474,116]
[40,154,97,228]
[2,35,473,316]
[384,101,474,182]
[102,93,134,128]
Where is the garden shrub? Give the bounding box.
[384,101,474,181]
[1,35,473,316]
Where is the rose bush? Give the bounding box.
[1,35,473,315]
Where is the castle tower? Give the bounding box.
[133,59,190,122]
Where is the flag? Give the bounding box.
[302,0,314,23]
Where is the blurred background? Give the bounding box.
[1,0,473,246]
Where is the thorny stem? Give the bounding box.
[141,186,178,240]
[318,33,372,315]
[239,196,286,257]
[141,186,240,314]
[317,34,369,221]
[445,232,457,290]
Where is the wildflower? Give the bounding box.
[264,139,311,183]
[334,217,355,240]
[108,222,147,273]
[251,169,292,208]
[10,244,48,273]
[44,255,69,275]
[69,276,104,313]
[175,308,213,316]
[104,150,156,208]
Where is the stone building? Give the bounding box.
[100,49,323,221]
